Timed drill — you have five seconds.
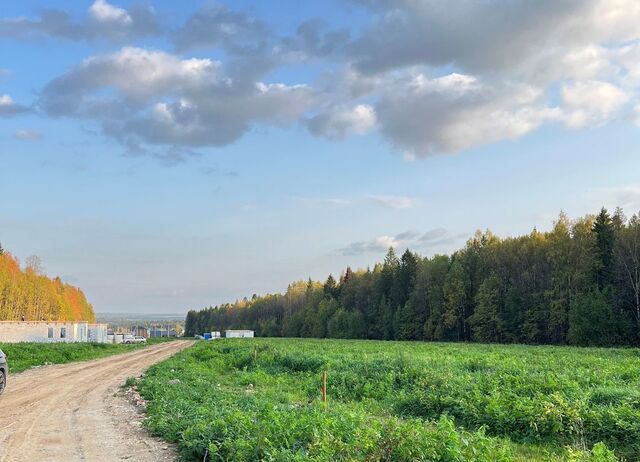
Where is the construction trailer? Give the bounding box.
[0,321,108,343]
[88,323,108,343]
[203,331,221,340]
[225,329,254,338]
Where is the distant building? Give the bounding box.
[149,326,178,338]
[225,329,254,338]
[130,325,148,338]
[0,321,108,343]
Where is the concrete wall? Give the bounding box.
[0,321,107,343]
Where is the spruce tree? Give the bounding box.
[593,207,615,289]
[323,274,337,299]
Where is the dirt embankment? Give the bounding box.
[0,340,193,462]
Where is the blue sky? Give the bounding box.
[2,1,640,314]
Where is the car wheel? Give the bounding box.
[0,371,6,395]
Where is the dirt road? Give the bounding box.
[0,340,193,462]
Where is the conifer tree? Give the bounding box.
[593,207,615,289]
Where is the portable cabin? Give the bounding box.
[225,330,254,338]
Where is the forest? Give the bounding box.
[0,244,95,322]
[185,207,640,346]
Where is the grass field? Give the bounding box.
[136,339,639,461]
[0,338,174,373]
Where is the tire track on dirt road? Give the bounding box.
[0,340,193,462]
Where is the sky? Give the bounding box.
[2,0,640,314]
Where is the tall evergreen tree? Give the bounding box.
[593,207,616,289]
[397,250,418,305]
[324,274,338,299]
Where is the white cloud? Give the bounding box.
[0,94,28,116]
[365,194,415,209]
[614,44,640,86]
[14,129,43,141]
[373,73,560,156]
[339,228,465,255]
[340,235,400,255]
[329,1,640,156]
[40,47,314,150]
[307,104,376,139]
[89,0,132,25]
[349,0,640,76]
[561,80,628,128]
[0,2,157,42]
[560,46,614,81]
[42,47,221,110]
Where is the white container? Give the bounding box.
[225,330,254,338]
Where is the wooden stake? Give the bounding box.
[321,370,327,411]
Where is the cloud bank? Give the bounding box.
[339,228,465,256]
[0,0,158,43]
[3,0,640,159]
[40,47,314,152]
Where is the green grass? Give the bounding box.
[136,339,639,461]
[0,341,148,373]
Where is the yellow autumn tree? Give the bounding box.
[0,249,95,322]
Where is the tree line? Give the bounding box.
[0,244,96,322]
[185,207,640,346]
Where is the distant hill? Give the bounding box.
[96,313,186,323]
[0,246,95,322]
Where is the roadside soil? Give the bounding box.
[0,340,193,462]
